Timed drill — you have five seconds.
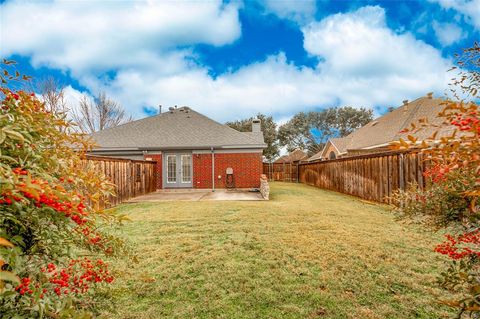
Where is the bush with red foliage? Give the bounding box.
[0,61,129,317]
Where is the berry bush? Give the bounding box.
[391,44,480,316]
[0,60,129,317]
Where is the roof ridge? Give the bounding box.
[91,107,262,145]
[397,97,426,136]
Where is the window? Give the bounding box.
[167,155,176,183]
[181,155,191,183]
[329,151,336,160]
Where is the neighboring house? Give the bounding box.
[308,93,454,161]
[274,149,309,164]
[89,106,266,189]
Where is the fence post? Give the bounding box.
[399,153,405,191]
[296,163,299,183]
[399,153,405,208]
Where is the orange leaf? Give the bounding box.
[0,237,14,248]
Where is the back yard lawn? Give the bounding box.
[102,182,452,319]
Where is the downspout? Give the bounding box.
[211,147,215,192]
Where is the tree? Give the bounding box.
[36,76,68,115]
[226,113,279,161]
[334,106,373,136]
[277,112,317,155]
[278,107,373,155]
[72,92,132,133]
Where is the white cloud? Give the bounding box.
[260,0,316,24]
[431,0,480,29]
[0,0,241,75]
[98,5,451,121]
[303,6,447,77]
[1,2,453,123]
[63,85,89,111]
[432,21,466,45]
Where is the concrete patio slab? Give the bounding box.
[200,190,264,201]
[127,189,265,202]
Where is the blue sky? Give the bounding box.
[0,0,478,123]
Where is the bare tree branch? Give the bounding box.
[37,76,68,115]
[72,91,133,133]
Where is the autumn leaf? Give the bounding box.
[0,237,14,248]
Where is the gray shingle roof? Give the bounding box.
[341,96,453,152]
[90,107,266,150]
[275,149,308,163]
[309,95,456,160]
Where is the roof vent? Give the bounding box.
[158,105,162,114]
[168,106,175,113]
[426,92,433,99]
[371,121,379,126]
[402,100,409,106]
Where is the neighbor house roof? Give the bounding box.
[308,137,350,161]
[90,107,266,150]
[309,94,456,160]
[275,149,308,163]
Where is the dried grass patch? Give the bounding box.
[102,182,453,319]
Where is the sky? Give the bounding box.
[0,0,479,123]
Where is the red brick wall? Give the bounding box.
[144,154,162,189]
[193,152,262,189]
[144,152,262,189]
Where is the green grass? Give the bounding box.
[102,182,453,318]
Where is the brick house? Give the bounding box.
[308,93,455,161]
[89,106,266,190]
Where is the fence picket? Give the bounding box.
[265,150,426,203]
[82,155,157,209]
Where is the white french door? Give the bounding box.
[164,153,192,188]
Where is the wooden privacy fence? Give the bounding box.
[264,151,427,203]
[263,162,299,182]
[84,155,157,208]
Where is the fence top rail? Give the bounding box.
[85,154,157,164]
[299,149,421,165]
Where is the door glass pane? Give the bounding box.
[167,155,176,183]
[181,155,191,183]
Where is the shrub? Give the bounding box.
[0,60,128,317]
[391,43,480,316]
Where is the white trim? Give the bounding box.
[180,154,192,183]
[144,151,162,155]
[192,149,263,154]
[319,141,335,158]
[166,155,177,184]
[220,144,266,149]
[359,143,390,150]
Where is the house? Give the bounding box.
[274,149,309,164]
[308,93,454,161]
[89,106,266,189]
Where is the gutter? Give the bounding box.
[90,144,266,152]
[211,147,215,192]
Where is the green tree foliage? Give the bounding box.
[277,112,316,154]
[278,107,373,155]
[226,113,279,161]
